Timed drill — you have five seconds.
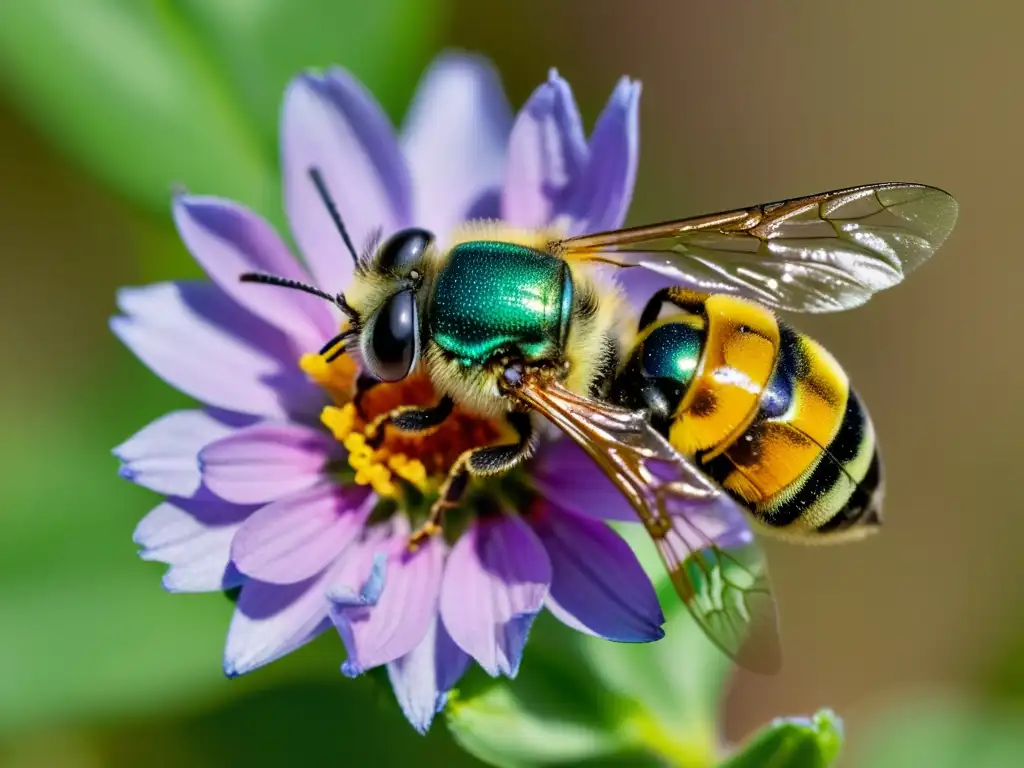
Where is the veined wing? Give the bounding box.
[554,182,957,313]
[506,371,781,673]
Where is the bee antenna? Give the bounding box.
[238,272,359,319]
[309,167,359,265]
[238,272,329,303]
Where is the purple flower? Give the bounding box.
[113,53,745,734]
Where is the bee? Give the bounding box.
[242,172,957,673]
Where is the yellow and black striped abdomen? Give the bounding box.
[611,290,882,540]
[703,322,883,539]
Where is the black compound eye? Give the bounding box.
[377,228,433,274]
[362,289,418,382]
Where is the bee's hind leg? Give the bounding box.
[364,396,455,447]
[409,411,535,548]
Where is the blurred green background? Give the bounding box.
[2,1,1023,766]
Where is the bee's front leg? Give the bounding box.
[408,410,535,548]
[364,395,455,448]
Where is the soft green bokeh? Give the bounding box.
[849,694,1024,768]
[0,0,438,227]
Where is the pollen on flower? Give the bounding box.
[300,352,357,402]
[307,351,505,501]
[388,454,428,489]
[323,403,358,442]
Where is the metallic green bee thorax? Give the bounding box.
[429,241,573,367]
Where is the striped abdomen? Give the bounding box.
[611,292,883,540]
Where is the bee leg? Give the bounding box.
[409,411,535,548]
[353,374,381,419]
[364,396,455,448]
[638,287,707,331]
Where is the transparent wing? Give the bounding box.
[555,182,957,313]
[508,372,781,673]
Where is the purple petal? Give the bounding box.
[530,503,664,642]
[644,455,754,552]
[114,410,237,496]
[282,69,411,293]
[230,483,374,585]
[133,496,253,593]
[200,422,337,504]
[387,616,470,734]
[531,440,637,522]
[502,69,587,229]
[659,497,754,555]
[619,268,682,314]
[173,196,335,350]
[112,281,323,418]
[331,528,445,676]
[223,567,339,676]
[440,516,551,677]
[561,77,640,235]
[401,52,512,240]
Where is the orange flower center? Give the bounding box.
[299,352,504,499]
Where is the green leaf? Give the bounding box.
[446,675,630,768]
[719,710,843,768]
[446,615,661,768]
[0,0,440,223]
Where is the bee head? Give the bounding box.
[237,167,435,383]
[357,228,434,382]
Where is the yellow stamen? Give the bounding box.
[305,349,503,503]
[388,454,428,491]
[301,352,356,401]
[354,461,397,497]
[322,403,358,442]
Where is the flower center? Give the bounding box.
[300,352,505,501]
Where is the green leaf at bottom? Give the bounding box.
[719,709,843,768]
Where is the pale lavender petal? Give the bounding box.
[502,69,587,229]
[230,483,374,585]
[133,495,253,593]
[114,410,237,496]
[223,566,340,676]
[464,188,502,220]
[331,528,445,676]
[200,422,337,504]
[531,440,637,522]
[282,69,411,293]
[387,617,469,734]
[618,268,680,312]
[659,498,754,555]
[402,52,512,239]
[173,196,335,350]
[561,77,640,235]
[647,457,754,552]
[115,279,296,364]
[440,516,551,677]
[530,504,664,642]
[112,282,322,418]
